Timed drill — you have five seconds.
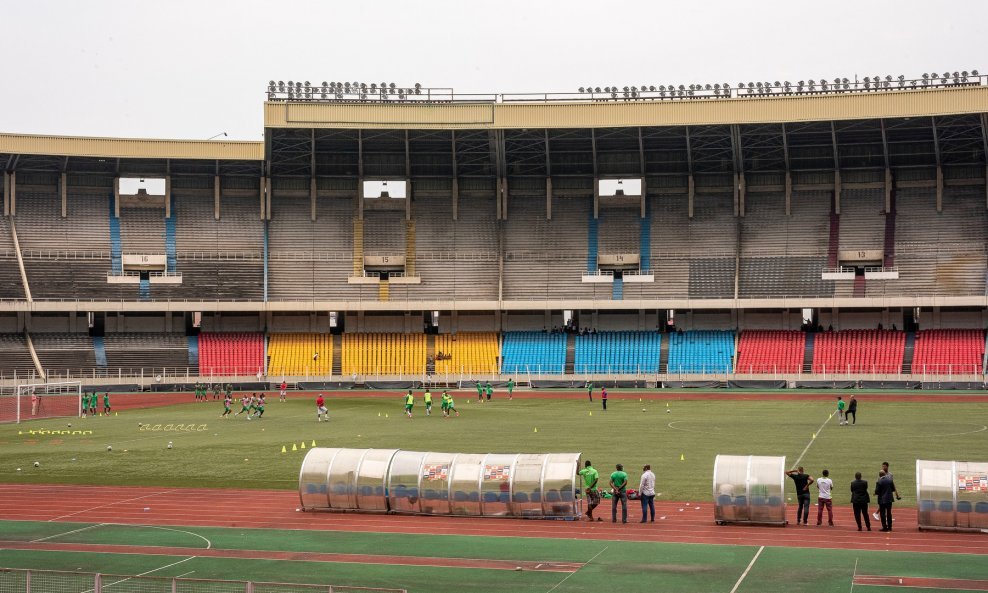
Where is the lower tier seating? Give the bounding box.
[198,332,265,376]
[434,332,499,375]
[268,333,333,376]
[812,330,905,374]
[735,331,805,374]
[501,331,566,374]
[0,334,38,378]
[912,329,985,375]
[574,331,661,374]
[341,333,426,376]
[667,330,735,373]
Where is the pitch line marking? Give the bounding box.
[545,545,607,593]
[31,523,105,542]
[48,490,177,522]
[729,545,764,593]
[83,556,196,593]
[850,557,859,593]
[792,412,836,468]
[101,523,212,550]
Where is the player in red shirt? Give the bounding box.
[280,381,287,402]
[315,394,328,422]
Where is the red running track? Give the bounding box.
[0,484,985,556]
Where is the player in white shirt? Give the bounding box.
[815,469,834,526]
[638,465,656,523]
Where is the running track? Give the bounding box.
[0,484,985,556]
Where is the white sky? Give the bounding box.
[1,0,984,141]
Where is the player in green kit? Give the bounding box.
[235,394,250,416]
[476,382,484,402]
[224,383,233,401]
[403,390,415,418]
[439,391,449,417]
[221,394,232,417]
[485,382,493,401]
[506,378,515,400]
[81,392,89,418]
[102,392,111,415]
[423,389,433,416]
[213,384,222,401]
[446,392,459,417]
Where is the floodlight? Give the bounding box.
[723,83,730,89]
[390,83,396,89]
[414,83,422,89]
[579,87,586,93]
[910,81,918,87]
[679,84,686,90]
[595,87,602,92]
[972,70,979,76]
[930,72,938,78]
[738,81,745,88]
[649,85,656,91]
[296,81,302,88]
[631,86,638,92]
[287,80,294,87]
[962,70,969,77]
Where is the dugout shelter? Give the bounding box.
[713,454,787,525]
[916,459,988,531]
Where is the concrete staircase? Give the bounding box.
[405,220,416,276]
[802,332,815,373]
[332,334,342,376]
[902,331,916,374]
[426,333,435,374]
[565,333,576,374]
[352,218,364,276]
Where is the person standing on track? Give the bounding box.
[785,466,814,525]
[279,381,287,402]
[639,464,656,523]
[610,463,629,523]
[404,390,415,418]
[816,469,835,526]
[873,461,900,522]
[836,396,847,426]
[578,460,601,521]
[846,395,857,425]
[850,471,871,531]
[316,393,328,422]
[875,469,900,531]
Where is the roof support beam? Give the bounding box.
[685,126,694,219]
[638,127,646,218]
[451,131,458,221]
[357,130,364,220]
[405,130,412,221]
[881,119,892,213]
[214,174,221,220]
[730,124,744,217]
[932,117,943,212]
[546,129,553,221]
[311,129,317,222]
[2,171,9,216]
[782,124,791,216]
[591,129,599,220]
[980,113,988,209]
[831,121,841,215]
[60,172,67,218]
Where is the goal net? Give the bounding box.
[0,381,83,424]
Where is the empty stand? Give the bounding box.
[268,333,333,376]
[33,333,98,377]
[341,333,426,376]
[573,331,661,374]
[0,217,25,299]
[198,332,265,376]
[103,333,191,375]
[812,330,905,374]
[0,334,39,379]
[500,331,567,374]
[434,332,499,375]
[912,329,985,375]
[735,330,805,374]
[667,330,735,374]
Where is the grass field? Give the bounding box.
[1,520,987,593]
[3,392,987,504]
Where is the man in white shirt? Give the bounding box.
[639,464,656,523]
[815,469,834,526]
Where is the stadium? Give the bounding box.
[3,72,988,592]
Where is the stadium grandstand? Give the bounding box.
[1,74,988,389]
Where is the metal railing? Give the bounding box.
[0,567,406,593]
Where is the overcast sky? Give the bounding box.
[1,0,984,141]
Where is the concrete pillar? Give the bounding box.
[640,179,647,218]
[592,178,599,219]
[357,177,364,220]
[784,171,792,216]
[502,177,509,220]
[259,176,266,220]
[687,175,695,219]
[884,168,892,213]
[546,177,552,220]
[451,178,459,220]
[60,173,67,218]
[833,170,842,215]
[2,171,8,216]
[265,176,272,221]
[164,175,172,218]
[113,175,120,218]
[213,175,221,220]
[935,166,943,213]
[310,177,317,222]
[732,172,740,217]
[738,173,746,217]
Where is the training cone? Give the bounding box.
[292,443,298,451]
[300,441,306,449]
[281,445,287,453]
[666,402,670,408]
[534,427,538,433]
[378,412,381,417]
[680,454,685,461]
[385,413,389,418]
[812,433,817,439]
[589,411,592,416]
[311,440,316,447]
[115,412,118,416]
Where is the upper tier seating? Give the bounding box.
[103,333,190,375]
[500,331,566,374]
[574,331,661,374]
[0,334,39,379]
[197,332,265,376]
[268,333,334,376]
[33,333,98,377]
[735,330,805,374]
[912,329,985,375]
[434,332,499,374]
[667,330,735,373]
[812,330,905,374]
[341,333,426,376]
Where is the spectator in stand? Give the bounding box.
[638,464,656,523]
[850,471,871,531]
[816,469,835,526]
[846,396,857,425]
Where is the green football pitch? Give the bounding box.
[2,392,987,504]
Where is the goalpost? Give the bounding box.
[0,380,83,424]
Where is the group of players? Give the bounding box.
[220,392,267,420]
[81,391,110,417]
[401,388,460,418]
[193,382,233,401]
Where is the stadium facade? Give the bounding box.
[1,79,987,385]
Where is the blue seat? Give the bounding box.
[483,491,498,503]
[938,500,954,512]
[560,490,575,502]
[453,491,469,502]
[514,492,529,503]
[545,490,561,502]
[717,495,732,506]
[750,496,767,506]
[976,502,988,514]
[768,496,783,506]
[919,499,935,512]
[957,501,973,513]
[331,482,348,494]
[733,496,747,506]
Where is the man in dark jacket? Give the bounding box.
[850,472,871,531]
[846,396,858,425]
[875,470,900,532]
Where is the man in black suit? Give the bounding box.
[850,472,871,531]
[875,470,901,531]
